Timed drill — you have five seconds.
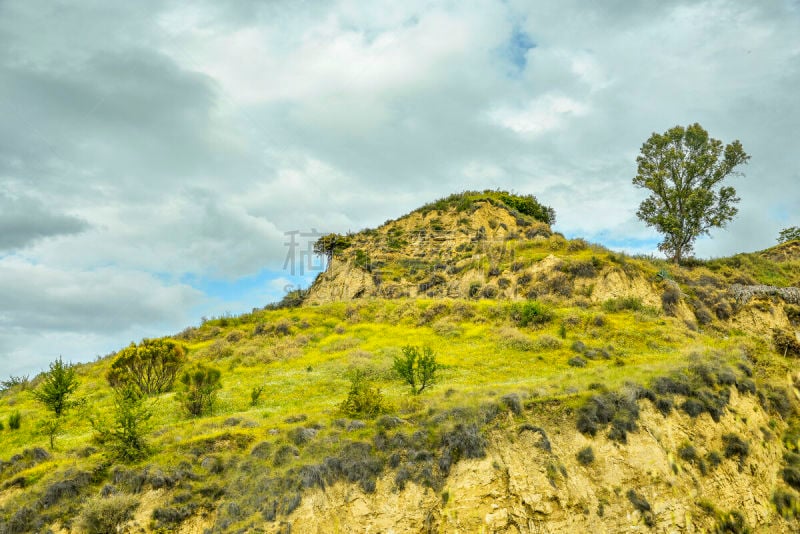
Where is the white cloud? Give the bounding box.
[490,94,589,135]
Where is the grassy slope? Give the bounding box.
[1,233,798,530]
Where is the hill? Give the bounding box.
[1,192,799,533]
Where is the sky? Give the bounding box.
[1,0,798,378]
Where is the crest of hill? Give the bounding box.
[304,191,558,304]
[759,239,800,263]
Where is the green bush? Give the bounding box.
[8,410,21,430]
[511,301,554,327]
[773,488,800,519]
[107,338,186,396]
[340,370,387,418]
[177,364,222,417]
[78,494,138,534]
[576,446,595,465]
[92,387,152,462]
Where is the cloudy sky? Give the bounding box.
[1,0,798,377]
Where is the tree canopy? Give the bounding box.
[106,338,186,396]
[633,123,749,262]
[777,226,800,244]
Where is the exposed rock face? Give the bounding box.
[731,284,800,305]
[282,392,796,533]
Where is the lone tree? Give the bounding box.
[633,123,749,263]
[313,233,351,265]
[393,345,439,395]
[777,226,800,244]
[32,357,79,417]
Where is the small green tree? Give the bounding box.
[393,346,439,395]
[32,357,79,417]
[177,364,222,417]
[778,226,800,244]
[633,123,750,263]
[92,386,153,462]
[106,338,186,396]
[38,418,63,450]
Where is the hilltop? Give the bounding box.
[1,192,799,533]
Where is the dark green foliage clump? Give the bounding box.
[626,489,655,527]
[177,364,222,417]
[511,301,554,327]
[722,433,749,463]
[678,443,698,463]
[773,488,800,519]
[759,385,796,419]
[576,446,595,465]
[8,411,21,430]
[500,393,522,415]
[714,510,750,534]
[783,452,800,491]
[439,424,486,475]
[576,391,639,443]
[568,356,587,368]
[651,362,739,422]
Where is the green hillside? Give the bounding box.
[1,193,798,533]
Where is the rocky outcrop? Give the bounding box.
[282,392,796,533]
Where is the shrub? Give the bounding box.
[78,494,138,534]
[481,285,499,299]
[439,424,486,475]
[603,297,643,313]
[177,364,222,417]
[661,282,681,315]
[500,393,522,415]
[535,334,562,350]
[626,489,655,527]
[706,451,722,468]
[8,410,21,430]
[773,488,800,519]
[576,446,595,465]
[568,356,587,368]
[577,391,639,442]
[722,433,749,462]
[32,357,79,417]
[511,301,554,327]
[783,466,800,491]
[393,346,439,395]
[678,443,698,463]
[107,339,186,396]
[498,328,535,351]
[340,370,387,419]
[91,387,152,462]
[773,328,800,358]
[250,385,265,407]
[468,281,482,299]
